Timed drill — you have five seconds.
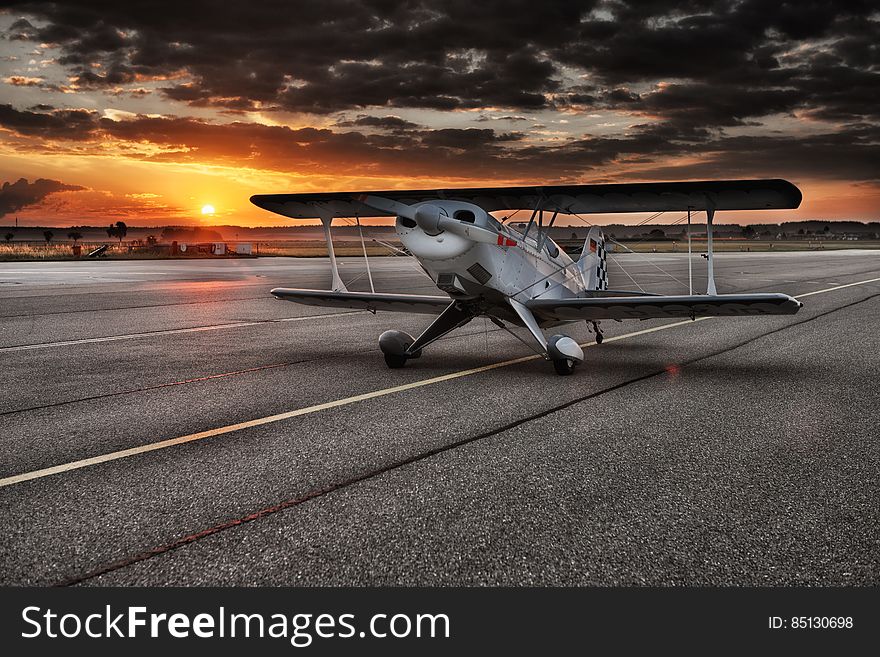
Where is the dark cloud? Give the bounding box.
[603,88,640,104]
[418,128,524,149]
[6,17,37,41]
[0,177,84,217]
[603,123,880,184]
[476,115,530,122]
[3,1,581,112]
[5,0,876,126]
[0,105,875,183]
[559,0,880,127]
[1,1,878,184]
[0,104,100,139]
[0,106,526,176]
[335,115,421,131]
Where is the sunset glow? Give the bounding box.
[0,3,877,228]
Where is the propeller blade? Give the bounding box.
[355,194,517,247]
[356,194,415,219]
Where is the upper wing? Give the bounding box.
[527,293,803,321]
[251,179,801,219]
[271,288,451,315]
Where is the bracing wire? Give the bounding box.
[608,255,646,293]
[608,238,690,291]
[355,214,375,293]
[335,215,433,287]
[567,209,694,293]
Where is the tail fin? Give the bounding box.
[578,227,608,291]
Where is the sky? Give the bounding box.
[0,0,878,227]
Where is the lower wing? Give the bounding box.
[527,293,803,321]
[271,288,452,314]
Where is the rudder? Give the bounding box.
[578,227,608,291]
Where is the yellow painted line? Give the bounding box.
[0,319,696,488]
[795,277,880,297]
[2,276,878,488]
[0,311,363,353]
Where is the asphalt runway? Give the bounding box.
[1,250,878,586]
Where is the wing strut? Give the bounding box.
[706,206,717,295]
[508,298,547,351]
[522,197,544,241]
[319,211,346,292]
[687,207,693,295]
[537,210,559,251]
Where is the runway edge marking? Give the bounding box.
[2,276,879,489]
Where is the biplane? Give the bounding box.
[251,179,803,375]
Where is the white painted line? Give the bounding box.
[2,276,878,488]
[0,311,364,353]
[795,277,880,297]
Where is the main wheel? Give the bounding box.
[595,332,604,344]
[553,358,576,375]
[384,353,408,369]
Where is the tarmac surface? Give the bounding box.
[0,250,878,586]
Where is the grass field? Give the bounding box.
[1,238,878,261]
[0,239,401,261]
[0,242,183,261]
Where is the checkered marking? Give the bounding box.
[595,241,608,290]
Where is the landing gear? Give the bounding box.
[547,334,584,376]
[591,321,604,344]
[378,302,472,370]
[553,358,577,375]
[384,353,408,369]
[379,330,417,369]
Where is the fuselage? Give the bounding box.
[396,200,586,324]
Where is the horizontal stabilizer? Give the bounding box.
[271,288,451,315]
[528,293,803,321]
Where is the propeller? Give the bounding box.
[356,194,517,247]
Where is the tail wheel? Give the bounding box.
[553,358,577,375]
[384,353,408,369]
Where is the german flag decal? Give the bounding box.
[589,239,598,253]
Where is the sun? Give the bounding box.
[201,204,215,215]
